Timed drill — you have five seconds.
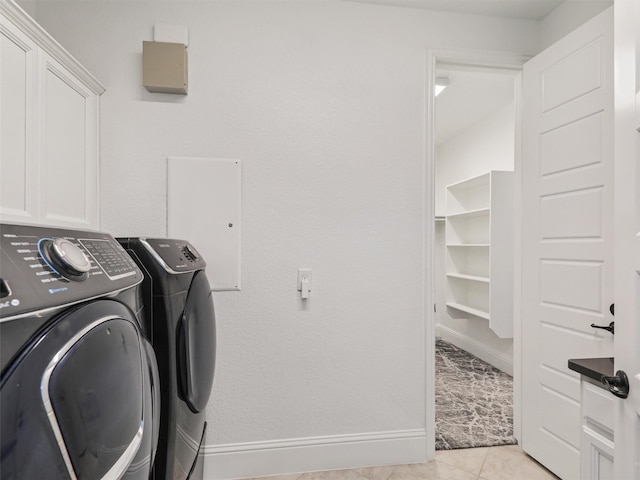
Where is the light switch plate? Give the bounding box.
[297,269,312,291]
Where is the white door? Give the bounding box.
[613,1,640,478]
[521,8,614,480]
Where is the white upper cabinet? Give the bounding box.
[1,13,37,222]
[0,1,104,229]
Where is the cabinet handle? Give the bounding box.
[591,321,614,334]
[601,370,629,399]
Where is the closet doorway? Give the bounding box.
[432,62,520,451]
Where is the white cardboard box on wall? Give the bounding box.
[167,156,241,291]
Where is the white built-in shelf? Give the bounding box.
[446,302,490,321]
[446,273,490,283]
[445,208,490,219]
[444,171,514,338]
[445,243,490,248]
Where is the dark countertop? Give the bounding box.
[568,357,614,387]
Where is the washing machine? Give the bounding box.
[0,223,160,480]
[118,237,216,480]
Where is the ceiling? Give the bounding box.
[346,0,564,20]
[435,67,516,146]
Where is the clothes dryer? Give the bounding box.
[118,237,216,480]
[0,223,160,480]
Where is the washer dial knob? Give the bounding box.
[45,238,92,281]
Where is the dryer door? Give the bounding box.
[0,300,156,480]
[177,271,216,413]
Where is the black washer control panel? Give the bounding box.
[0,223,143,320]
[80,238,139,278]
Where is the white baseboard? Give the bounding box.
[436,325,513,375]
[202,429,426,480]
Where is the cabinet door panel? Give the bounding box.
[0,16,37,221]
[40,53,98,228]
[581,428,614,480]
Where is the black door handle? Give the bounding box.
[591,321,614,334]
[601,370,629,399]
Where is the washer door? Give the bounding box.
[1,300,156,480]
[176,271,216,413]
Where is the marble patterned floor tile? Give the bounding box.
[248,460,476,480]
[249,474,302,480]
[351,465,396,480]
[296,469,374,480]
[261,465,396,480]
[386,461,478,480]
[479,445,560,480]
[248,445,563,480]
[435,446,489,475]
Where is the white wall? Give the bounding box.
[28,2,539,477]
[435,103,515,373]
[15,0,36,17]
[539,0,612,50]
[435,103,515,215]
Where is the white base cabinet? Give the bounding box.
[581,381,615,480]
[444,171,514,338]
[1,0,104,230]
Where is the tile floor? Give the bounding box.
[247,445,559,480]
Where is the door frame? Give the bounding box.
[424,48,529,459]
[613,0,640,477]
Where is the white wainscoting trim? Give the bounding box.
[202,429,426,480]
[436,325,513,375]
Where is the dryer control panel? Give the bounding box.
[0,223,143,321]
[136,238,207,274]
